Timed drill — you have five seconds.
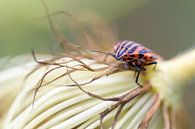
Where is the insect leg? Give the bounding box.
[134,66,146,87]
[147,61,157,65]
[135,71,143,87]
[152,61,158,70]
[146,61,158,70]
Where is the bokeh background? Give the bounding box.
[0,0,194,127]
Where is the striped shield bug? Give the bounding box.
[92,40,161,87]
[113,40,161,86]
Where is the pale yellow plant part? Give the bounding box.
[0,49,194,129]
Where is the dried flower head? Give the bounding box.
[0,1,195,129]
[1,49,194,129]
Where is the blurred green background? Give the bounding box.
[0,0,195,127]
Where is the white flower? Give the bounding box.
[0,49,195,129]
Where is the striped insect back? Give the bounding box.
[114,40,160,66]
[114,40,141,61]
[113,40,161,86]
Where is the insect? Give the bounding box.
[113,40,161,86]
[92,40,160,87]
